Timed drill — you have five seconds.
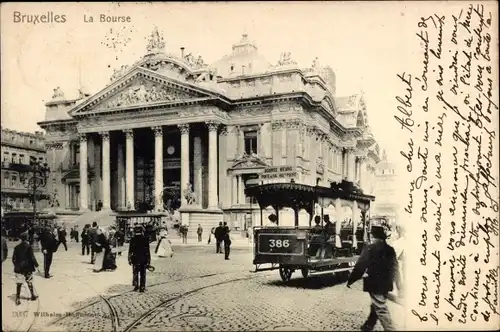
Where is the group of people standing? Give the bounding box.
[80,222,124,272]
[209,222,231,260]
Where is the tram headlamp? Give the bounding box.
[296,231,307,240]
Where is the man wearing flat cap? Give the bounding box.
[346,224,402,331]
[128,225,151,292]
[12,232,39,305]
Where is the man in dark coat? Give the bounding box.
[115,228,125,256]
[214,222,223,254]
[128,225,151,292]
[89,222,98,264]
[346,225,402,331]
[81,224,91,256]
[222,222,231,260]
[57,227,68,251]
[12,232,39,305]
[39,226,57,278]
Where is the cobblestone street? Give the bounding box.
[2,241,404,331]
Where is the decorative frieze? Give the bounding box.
[45,142,64,150]
[260,77,272,85]
[278,74,293,82]
[271,120,286,131]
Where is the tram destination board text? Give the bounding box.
[260,166,297,180]
[257,233,302,255]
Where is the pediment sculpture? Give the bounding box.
[103,81,194,109]
[277,52,297,66]
[184,53,206,69]
[232,152,268,169]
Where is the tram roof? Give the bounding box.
[245,181,375,210]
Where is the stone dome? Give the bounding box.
[211,34,272,78]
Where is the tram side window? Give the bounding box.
[244,130,258,155]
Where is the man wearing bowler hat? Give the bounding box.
[128,225,151,292]
[346,224,402,331]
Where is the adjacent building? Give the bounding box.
[38,29,381,232]
[1,128,48,212]
[372,150,398,223]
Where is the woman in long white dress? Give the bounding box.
[155,227,173,258]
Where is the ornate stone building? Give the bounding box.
[38,28,380,232]
[1,129,48,212]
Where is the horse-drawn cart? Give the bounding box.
[245,180,375,282]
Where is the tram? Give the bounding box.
[245,180,375,282]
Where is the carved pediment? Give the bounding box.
[231,153,268,170]
[70,68,217,116]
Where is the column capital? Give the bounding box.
[205,121,220,132]
[99,131,110,141]
[345,147,357,154]
[123,129,134,138]
[219,126,229,136]
[152,126,163,137]
[78,133,87,142]
[178,123,190,135]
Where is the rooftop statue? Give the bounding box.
[51,87,65,99]
[311,57,320,70]
[146,26,165,55]
[110,65,129,82]
[277,52,296,66]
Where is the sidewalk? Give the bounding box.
[168,236,253,248]
[2,242,132,332]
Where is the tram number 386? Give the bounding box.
[268,239,290,248]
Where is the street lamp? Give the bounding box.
[20,158,51,228]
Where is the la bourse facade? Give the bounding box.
[38,29,380,231]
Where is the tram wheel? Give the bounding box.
[301,268,309,279]
[279,266,294,282]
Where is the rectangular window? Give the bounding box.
[11,175,17,187]
[244,131,258,155]
[4,174,9,186]
[11,153,16,164]
[19,154,24,164]
[3,152,9,162]
[73,143,80,166]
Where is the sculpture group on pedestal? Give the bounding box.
[183,183,196,205]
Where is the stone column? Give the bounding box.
[206,121,219,209]
[65,184,70,209]
[117,143,125,209]
[232,176,238,205]
[193,136,202,206]
[124,129,135,210]
[359,157,366,191]
[352,200,359,249]
[308,127,318,185]
[79,133,88,211]
[346,148,356,182]
[272,121,283,166]
[334,198,342,248]
[238,175,245,204]
[100,131,111,210]
[218,127,229,208]
[178,124,190,207]
[153,126,164,211]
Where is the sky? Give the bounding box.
[0,1,466,159]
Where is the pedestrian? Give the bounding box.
[155,226,173,258]
[128,225,151,292]
[39,226,57,278]
[346,225,402,331]
[74,226,80,243]
[180,224,188,244]
[208,227,215,244]
[97,200,103,211]
[89,222,98,264]
[197,224,203,242]
[57,227,68,251]
[222,222,231,260]
[102,229,117,271]
[93,228,107,272]
[12,232,39,306]
[2,232,8,263]
[115,228,125,256]
[214,222,223,254]
[81,224,91,256]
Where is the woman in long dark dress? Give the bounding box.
[93,228,108,272]
[102,229,117,271]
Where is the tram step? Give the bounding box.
[309,267,353,276]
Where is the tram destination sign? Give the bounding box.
[260,166,297,180]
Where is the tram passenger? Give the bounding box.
[311,216,322,234]
[346,225,402,331]
[265,214,278,227]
